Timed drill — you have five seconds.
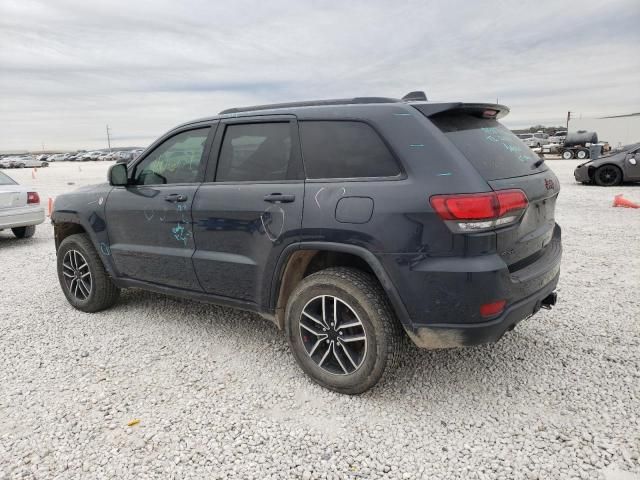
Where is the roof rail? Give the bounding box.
[219,97,401,115]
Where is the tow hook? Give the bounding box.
[541,292,558,310]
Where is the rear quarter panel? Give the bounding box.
[297,104,492,255]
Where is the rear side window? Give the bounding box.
[299,121,400,179]
[216,123,296,182]
[0,171,17,185]
[430,114,545,180]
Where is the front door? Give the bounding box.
[105,125,214,290]
[191,117,304,307]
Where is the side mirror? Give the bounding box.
[109,163,128,186]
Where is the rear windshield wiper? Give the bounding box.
[533,157,545,168]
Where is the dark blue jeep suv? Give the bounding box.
[53,92,561,394]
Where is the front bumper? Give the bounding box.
[574,163,592,182]
[0,206,45,229]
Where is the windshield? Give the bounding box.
[430,114,547,180]
[0,171,17,185]
[517,134,533,139]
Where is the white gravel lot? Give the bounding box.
[0,160,639,480]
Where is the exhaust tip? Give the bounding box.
[541,292,557,310]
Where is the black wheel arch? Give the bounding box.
[593,163,624,182]
[270,242,411,331]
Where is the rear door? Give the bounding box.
[191,116,304,307]
[425,110,560,268]
[105,125,215,290]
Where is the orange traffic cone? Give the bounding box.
[47,197,54,217]
[612,194,639,209]
[32,168,36,179]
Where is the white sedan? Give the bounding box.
[0,171,45,238]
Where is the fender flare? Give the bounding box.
[51,211,118,278]
[270,242,412,328]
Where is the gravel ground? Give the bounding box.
[0,160,639,480]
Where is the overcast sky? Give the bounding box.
[1,0,639,151]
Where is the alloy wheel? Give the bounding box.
[597,166,620,186]
[62,249,93,300]
[299,295,367,375]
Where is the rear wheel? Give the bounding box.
[17,163,25,168]
[576,149,588,160]
[40,161,49,167]
[12,225,36,238]
[57,233,120,312]
[285,267,404,394]
[562,150,574,160]
[594,165,622,187]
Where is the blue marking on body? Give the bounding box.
[99,243,111,256]
[409,144,425,147]
[437,172,453,176]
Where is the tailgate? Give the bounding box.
[418,104,560,268]
[488,172,559,267]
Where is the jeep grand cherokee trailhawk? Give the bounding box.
[52,92,561,394]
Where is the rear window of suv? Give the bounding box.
[430,113,546,180]
[299,121,400,179]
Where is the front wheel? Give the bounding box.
[57,233,120,312]
[285,267,404,394]
[594,165,622,187]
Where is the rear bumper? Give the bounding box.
[379,224,562,348]
[405,272,559,348]
[0,206,45,229]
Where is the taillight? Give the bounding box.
[27,192,40,204]
[430,189,528,232]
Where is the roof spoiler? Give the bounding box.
[413,102,510,119]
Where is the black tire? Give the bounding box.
[594,165,622,187]
[576,149,588,160]
[12,225,36,238]
[56,233,120,312]
[285,267,405,394]
[41,161,49,167]
[17,163,25,168]
[562,150,574,160]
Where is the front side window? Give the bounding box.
[299,121,400,179]
[134,128,209,185]
[216,123,294,182]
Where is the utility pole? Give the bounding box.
[566,111,572,131]
[106,125,112,152]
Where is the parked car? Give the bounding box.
[549,131,567,144]
[574,143,640,186]
[9,155,49,168]
[517,132,549,148]
[0,170,44,238]
[0,157,15,169]
[48,154,67,162]
[51,93,561,394]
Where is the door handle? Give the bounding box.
[164,193,188,203]
[264,193,295,203]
